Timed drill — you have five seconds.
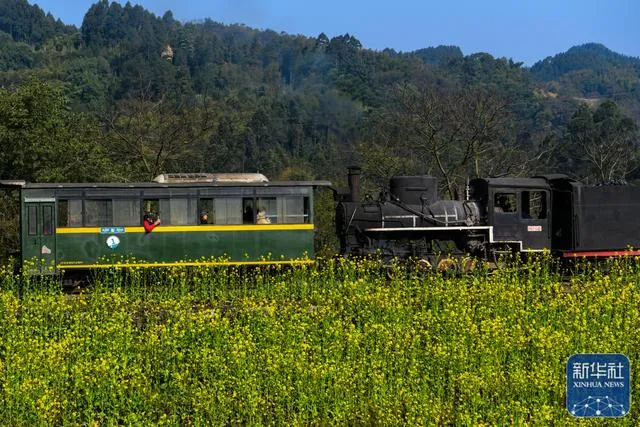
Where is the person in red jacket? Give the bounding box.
[143,212,161,232]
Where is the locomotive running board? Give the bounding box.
[364,226,546,253]
[365,225,492,233]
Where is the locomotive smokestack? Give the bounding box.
[347,166,361,202]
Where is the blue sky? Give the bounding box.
[31,0,640,65]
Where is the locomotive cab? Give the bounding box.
[471,178,551,251]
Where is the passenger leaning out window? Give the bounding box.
[143,212,161,232]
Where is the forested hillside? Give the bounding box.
[531,43,640,120]
[0,0,639,198]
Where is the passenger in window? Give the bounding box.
[199,211,209,224]
[143,212,161,232]
[256,208,271,224]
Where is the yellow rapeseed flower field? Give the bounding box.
[0,254,639,425]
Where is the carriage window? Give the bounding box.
[143,198,171,223]
[170,198,194,225]
[85,200,113,226]
[256,197,277,223]
[214,198,242,224]
[28,205,37,235]
[282,196,309,223]
[494,193,517,213]
[198,199,214,224]
[522,191,547,220]
[42,206,53,235]
[143,199,160,219]
[113,199,141,226]
[243,198,254,224]
[57,200,83,227]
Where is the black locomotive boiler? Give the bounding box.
[336,168,640,267]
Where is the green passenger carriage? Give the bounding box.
[3,173,331,276]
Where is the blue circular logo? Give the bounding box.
[106,235,120,249]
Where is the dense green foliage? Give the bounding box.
[1,0,638,185]
[1,257,640,424]
[0,0,74,45]
[0,0,639,259]
[531,43,640,83]
[531,43,640,122]
[410,45,464,65]
[0,81,113,182]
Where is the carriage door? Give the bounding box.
[23,202,56,274]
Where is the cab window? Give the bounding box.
[494,193,517,213]
[521,191,547,219]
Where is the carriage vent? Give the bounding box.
[152,173,269,183]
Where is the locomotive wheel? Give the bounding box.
[436,257,457,273]
[416,258,432,269]
[459,256,477,273]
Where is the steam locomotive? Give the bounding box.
[335,168,640,268]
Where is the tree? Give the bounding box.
[358,82,560,198]
[566,100,639,183]
[0,80,112,182]
[315,33,329,52]
[0,0,74,46]
[81,0,110,47]
[101,89,219,181]
[388,84,509,198]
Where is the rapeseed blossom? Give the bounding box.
[0,255,639,424]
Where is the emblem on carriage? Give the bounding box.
[106,235,120,250]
